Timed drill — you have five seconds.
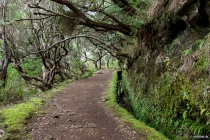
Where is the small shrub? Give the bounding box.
[0,65,39,105]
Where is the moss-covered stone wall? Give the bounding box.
[119,1,210,139]
[122,31,210,139]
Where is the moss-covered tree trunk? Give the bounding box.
[0,0,12,87]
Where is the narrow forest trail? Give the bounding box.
[27,70,143,140]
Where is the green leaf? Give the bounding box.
[205,111,210,115]
[195,39,204,49]
[197,125,204,134]
[183,111,187,120]
[200,109,206,115]
[182,49,190,56]
[174,120,180,128]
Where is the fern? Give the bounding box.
[189,119,205,135]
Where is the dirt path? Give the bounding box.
[27,70,142,140]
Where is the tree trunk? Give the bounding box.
[99,58,102,69]
[59,69,73,79]
[94,61,98,69]
[56,69,65,82]
[0,0,12,87]
[13,58,51,91]
[42,65,48,81]
[106,57,111,68]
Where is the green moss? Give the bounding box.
[0,98,43,139]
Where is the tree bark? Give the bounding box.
[0,0,12,87]
[94,61,98,69]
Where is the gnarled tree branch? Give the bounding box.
[50,0,131,35]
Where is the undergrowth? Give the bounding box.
[0,65,39,105]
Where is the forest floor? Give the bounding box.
[26,70,145,140]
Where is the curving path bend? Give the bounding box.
[27,70,143,140]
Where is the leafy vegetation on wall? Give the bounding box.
[123,27,210,140]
